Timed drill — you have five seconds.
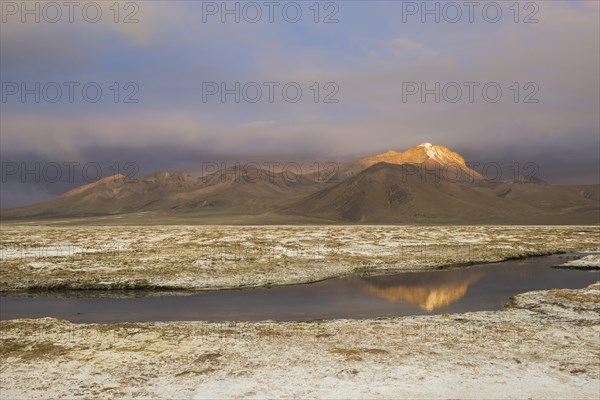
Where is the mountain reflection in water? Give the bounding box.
[3,254,599,323]
[355,269,484,311]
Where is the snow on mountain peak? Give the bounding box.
[416,142,458,163]
[421,143,437,159]
[359,143,479,179]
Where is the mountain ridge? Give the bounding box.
[2,143,598,224]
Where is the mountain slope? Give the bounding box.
[281,162,599,224]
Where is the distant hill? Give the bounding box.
[2,143,598,224]
[0,167,320,219]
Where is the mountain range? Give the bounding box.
[2,143,598,224]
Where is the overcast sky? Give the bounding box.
[1,0,599,208]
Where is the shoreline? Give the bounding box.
[1,251,597,298]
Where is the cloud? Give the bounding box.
[391,37,435,56]
[1,1,598,207]
[238,120,278,129]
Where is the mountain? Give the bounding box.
[325,142,484,185]
[357,142,483,181]
[1,172,200,218]
[1,143,598,224]
[0,167,320,219]
[282,162,599,224]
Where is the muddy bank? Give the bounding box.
[1,283,599,399]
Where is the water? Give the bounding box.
[1,253,598,323]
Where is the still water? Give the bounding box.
[1,253,598,323]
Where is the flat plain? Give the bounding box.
[1,225,599,291]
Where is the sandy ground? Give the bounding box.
[1,225,599,291]
[1,283,599,399]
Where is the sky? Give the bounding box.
[1,0,599,207]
